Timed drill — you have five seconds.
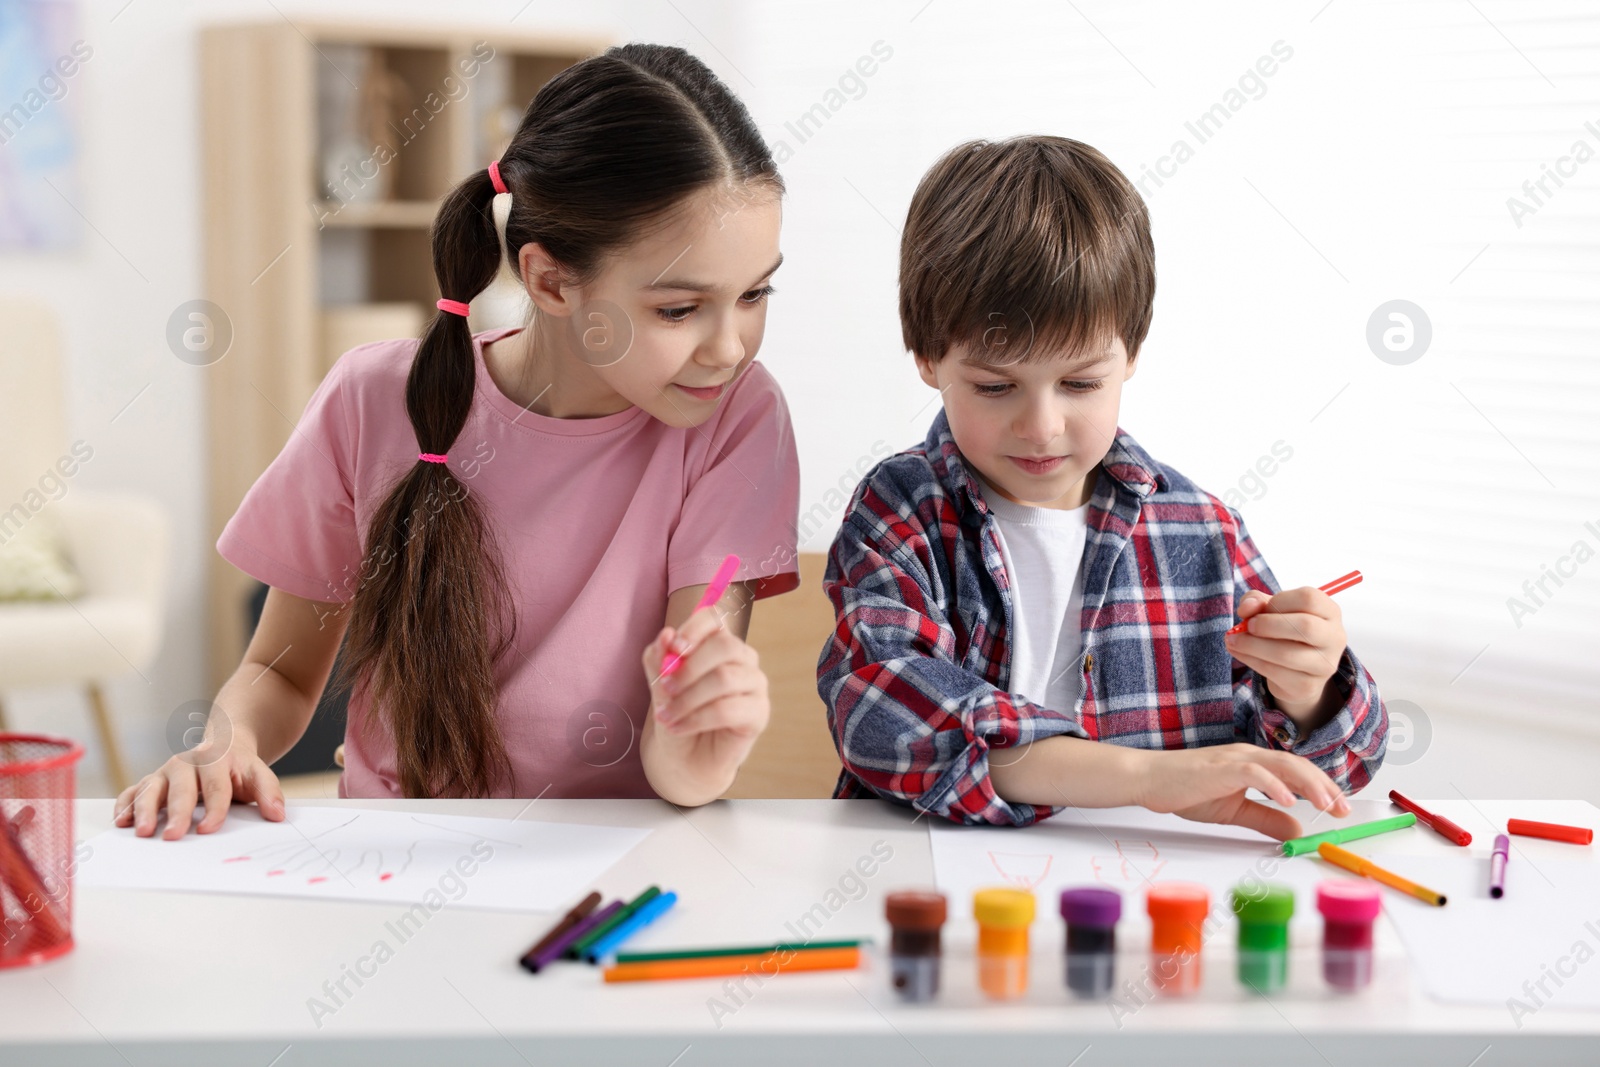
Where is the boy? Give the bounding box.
[817,137,1387,839]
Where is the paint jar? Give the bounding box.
[973,887,1034,1000]
[1231,884,1294,993]
[1317,879,1380,991]
[1059,887,1120,998]
[885,890,947,1002]
[1146,882,1209,996]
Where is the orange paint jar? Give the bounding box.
[1146,882,1210,996]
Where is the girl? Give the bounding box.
[116,44,800,837]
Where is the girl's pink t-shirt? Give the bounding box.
[217,326,801,799]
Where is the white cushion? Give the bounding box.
[0,509,83,602]
[0,596,161,687]
[0,493,166,688]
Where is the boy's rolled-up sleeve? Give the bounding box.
[1227,510,1389,792]
[817,512,1086,827]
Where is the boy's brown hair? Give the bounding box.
[899,136,1155,365]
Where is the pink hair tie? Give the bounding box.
[435,298,470,317]
[418,452,448,464]
[487,160,508,195]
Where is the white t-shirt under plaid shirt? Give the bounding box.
[974,473,1091,715]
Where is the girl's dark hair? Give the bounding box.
[334,44,782,798]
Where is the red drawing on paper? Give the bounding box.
[986,850,1054,890]
[209,814,523,889]
[1089,839,1166,884]
[210,815,414,887]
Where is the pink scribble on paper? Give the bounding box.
[986,850,1054,890]
[1090,840,1166,884]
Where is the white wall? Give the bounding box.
[0,0,742,788]
[3,0,1596,795]
[742,0,1600,756]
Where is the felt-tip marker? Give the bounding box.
[518,891,601,973]
[1490,834,1509,899]
[660,555,741,678]
[1389,790,1471,847]
[1228,570,1363,636]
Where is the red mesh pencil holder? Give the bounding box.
[0,734,84,968]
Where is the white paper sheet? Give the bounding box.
[1380,854,1600,1011]
[77,805,651,911]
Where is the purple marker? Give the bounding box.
[1490,833,1509,899]
[523,899,622,973]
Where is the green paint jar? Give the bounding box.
[1231,884,1294,994]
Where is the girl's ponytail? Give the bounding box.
[338,166,517,798]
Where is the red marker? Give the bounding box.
[1388,790,1472,847]
[1229,570,1362,636]
[1507,818,1593,846]
[659,554,741,678]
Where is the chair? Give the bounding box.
[0,299,169,794]
[727,553,843,798]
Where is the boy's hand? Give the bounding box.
[640,605,769,805]
[1226,586,1347,729]
[1136,744,1351,841]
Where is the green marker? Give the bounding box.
[566,886,660,960]
[616,939,867,964]
[1281,813,1416,857]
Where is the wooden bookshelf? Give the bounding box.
[198,21,610,692]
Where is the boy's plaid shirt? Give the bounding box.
[816,411,1388,826]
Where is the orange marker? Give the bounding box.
[1228,570,1363,636]
[1317,842,1446,906]
[603,945,859,982]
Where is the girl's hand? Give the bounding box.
[640,604,770,805]
[112,730,285,840]
[1226,586,1347,726]
[1135,743,1351,841]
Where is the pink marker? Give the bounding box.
[659,554,741,679]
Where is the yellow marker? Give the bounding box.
[1317,842,1447,906]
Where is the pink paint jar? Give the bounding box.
[1317,879,1381,991]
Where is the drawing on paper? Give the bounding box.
[80,805,654,912]
[1089,839,1166,885]
[986,839,1166,891]
[216,814,525,887]
[986,850,1054,889]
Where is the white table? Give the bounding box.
[2,796,1597,1066]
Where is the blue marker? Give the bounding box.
[584,891,679,962]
